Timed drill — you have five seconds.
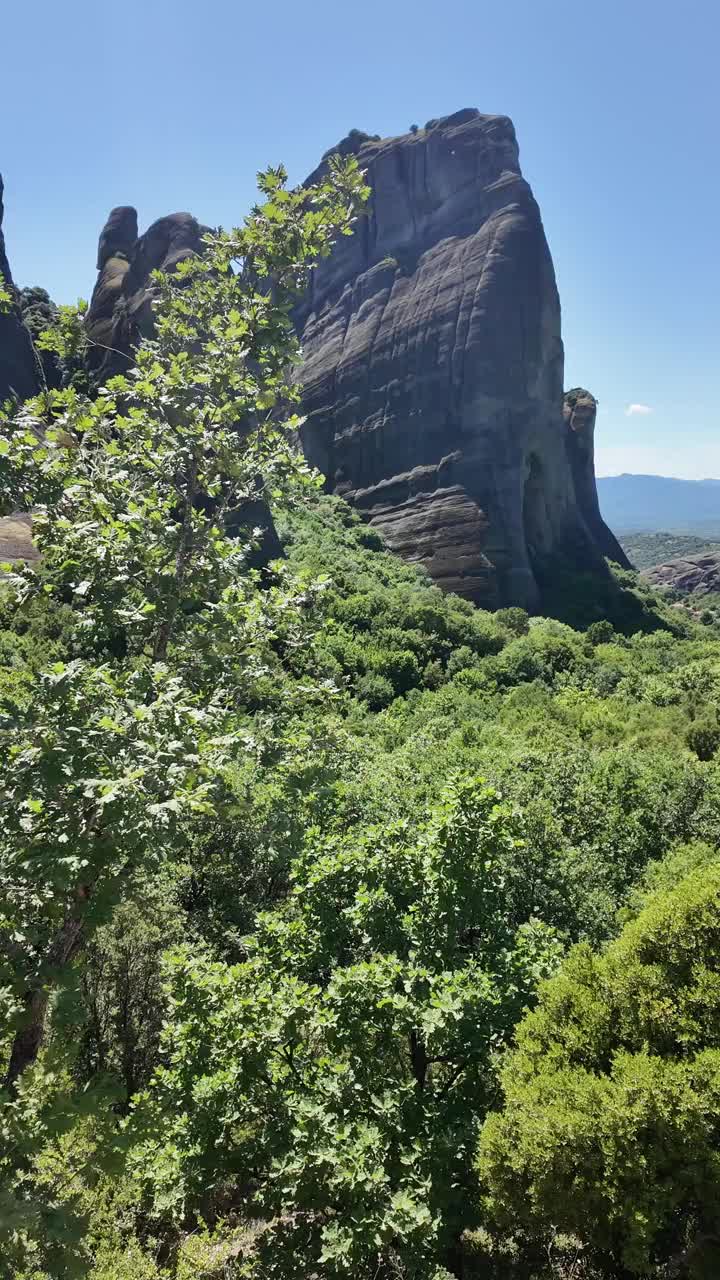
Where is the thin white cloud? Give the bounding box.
[625,403,654,417]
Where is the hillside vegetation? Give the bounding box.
[2,168,720,1280]
[619,529,720,570]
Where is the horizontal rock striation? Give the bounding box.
[644,553,720,597]
[296,110,625,608]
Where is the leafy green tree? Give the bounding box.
[0,272,12,313]
[356,669,395,708]
[0,156,367,1268]
[685,717,720,760]
[74,882,186,1106]
[478,861,720,1276]
[34,293,90,390]
[586,619,614,646]
[135,780,561,1279]
[493,607,529,637]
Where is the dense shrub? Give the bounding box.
[6,485,720,1275]
[478,863,720,1276]
[135,782,561,1280]
[686,717,720,760]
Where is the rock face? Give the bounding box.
[85,206,281,564]
[0,180,44,565]
[644,553,720,597]
[86,207,208,385]
[563,389,630,566]
[0,174,39,404]
[0,512,37,564]
[296,110,625,608]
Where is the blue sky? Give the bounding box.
[2,0,718,477]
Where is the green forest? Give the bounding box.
[618,531,720,571]
[3,161,720,1280]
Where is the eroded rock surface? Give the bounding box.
[644,554,720,597]
[0,174,39,404]
[84,207,281,564]
[296,110,623,608]
[86,207,207,384]
[12,112,624,607]
[563,389,630,567]
[0,512,37,563]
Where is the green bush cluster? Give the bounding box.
[479,862,720,1276]
[4,488,720,1277]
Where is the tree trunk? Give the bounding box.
[4,885,90,1094]
[409,1029,428,1093]
[152,453,198,664]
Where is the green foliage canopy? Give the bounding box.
[478,863,720,1275]
[135,780,560,1279]
[0,155,368,1269]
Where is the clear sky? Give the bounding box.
[1,0,718,478]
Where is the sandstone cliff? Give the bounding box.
[296,110,627,608]
[0,174,39,404]
[644,553,720,597]
[563,389,629,565]
[86,207,208,385]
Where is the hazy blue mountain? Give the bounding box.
[597,474,720,536]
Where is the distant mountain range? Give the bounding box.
[597,474,720,536]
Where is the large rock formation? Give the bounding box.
[0,179,43,564]
[644,553,720,597]
[86,207,207,385]
[296,110,627,608]
[0,174,39,404]
[85,206,281,564]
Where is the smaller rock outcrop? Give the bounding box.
[0,175,39,404]
[0,513,37,564]
[85,206,138,384]
[86,209,208,384]
[96,206,138,271]
[84,206,281,566]
[563,389,630,567]
[644,553,720,596]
